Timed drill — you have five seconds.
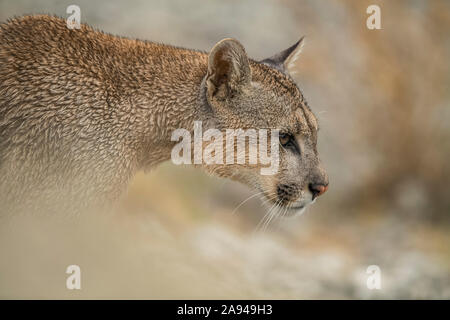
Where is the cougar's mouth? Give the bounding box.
[289,204,305,210]
[281,197,315,216]
[286,204,307,214]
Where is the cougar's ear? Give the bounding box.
[206,38,251,101]
[261,37,305,75]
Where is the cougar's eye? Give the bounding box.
[279,133,301,154]
[279,133,291,147]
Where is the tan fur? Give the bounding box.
[0,15,328,216]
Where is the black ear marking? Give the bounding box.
[260,37,305,73]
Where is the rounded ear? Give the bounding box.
[261,37,305,75]
[206,38,251,100]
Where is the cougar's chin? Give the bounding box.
[284,204,307,217]
[276,194,316,217]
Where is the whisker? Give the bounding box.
[231,191,265,215]
[255,200,278,232]
[262,199,281,232]
[260,193,278,208]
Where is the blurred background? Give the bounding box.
[0,0,449,299]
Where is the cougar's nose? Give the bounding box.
[309,183,328,200]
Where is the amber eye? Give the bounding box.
[279,133,291,146]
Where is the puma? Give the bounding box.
[0,15,328,216]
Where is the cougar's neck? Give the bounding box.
[123,42,210,168]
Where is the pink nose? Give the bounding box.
[309,184,329,199]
